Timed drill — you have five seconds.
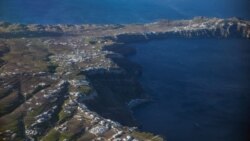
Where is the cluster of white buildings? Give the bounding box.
[25,129,38,136]
[0,71,19,77]
[45,37,120,76]
[42,80,68,100]
[50,48,112,68]
[26,105,58,136]
[69,79,89,87]
[89,125,109,136]
[74,103,138,141]
[25,80,68,137]
[18,38,141,140]
[55,121,68,132]
[35,105,58,125]
[61,99,78,116]
[0,130,15,141]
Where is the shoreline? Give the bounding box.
[0,17,249,140]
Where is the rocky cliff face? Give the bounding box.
[1,17,249,40]
[105,18,250,43]
[83,44,145,126]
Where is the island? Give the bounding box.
[0,17,249,141]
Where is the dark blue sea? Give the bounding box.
[1,0,250,141]
[0,0,250,24]
[129,39,250,141]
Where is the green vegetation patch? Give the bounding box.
[43,129,75,141]
[0,113,25,141]
[0,118,19,132]
[132,131,164,141]
[78,85,92,95]
[42,129,61,141]
[24,104,48,127]
[0,91,23,116]
[77,132,95,141]
[58,103,76,124]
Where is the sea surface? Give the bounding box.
[129,39,250,141]
[1,0,250,141]
[0,0,250,24]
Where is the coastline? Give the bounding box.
[0,17,249,140]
